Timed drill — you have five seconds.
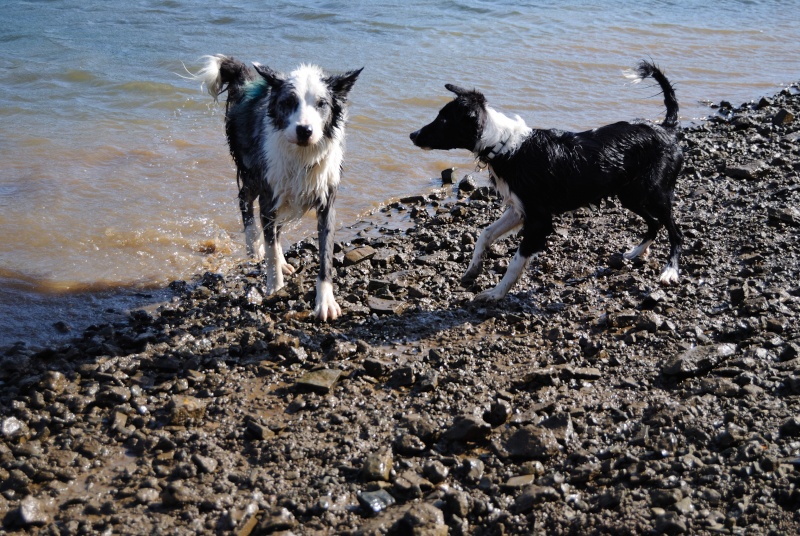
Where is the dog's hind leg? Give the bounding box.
[657,206,682,285]
[258,195,288,295]
[623,216,659,260]
[475,214,551,302]
[239,186,265,260]
[462,208,523,284]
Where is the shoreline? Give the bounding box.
[2,83,799,534]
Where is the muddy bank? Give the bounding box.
[2,85,800,535]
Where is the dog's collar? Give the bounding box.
[476,137,510,167]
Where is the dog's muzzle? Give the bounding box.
[409,130,430,150]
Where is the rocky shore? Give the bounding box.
[2,84,800,535]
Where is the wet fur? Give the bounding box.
[192,55,362,321]
[410,60,683,301]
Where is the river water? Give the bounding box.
[1,0,798,346]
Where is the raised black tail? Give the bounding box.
[191,54,254,103]
[632,60,680,131]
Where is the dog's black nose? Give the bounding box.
[410,130,419,142]
[296,125,313,143]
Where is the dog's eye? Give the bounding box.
[316,98,328,109]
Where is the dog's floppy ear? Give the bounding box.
[253,64,284,90]
[327,67,364,100]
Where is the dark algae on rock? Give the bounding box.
[2,84,800,535]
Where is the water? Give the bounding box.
[1,0,798,346]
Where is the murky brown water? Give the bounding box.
[1,0,798,345]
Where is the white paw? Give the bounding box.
[314,280,341,322]
[265,279,284,296]
[623,240,652,260]
[281,262,296,276]
[474,287,505,303]
[659,266,679,285]
[314,299,341,322]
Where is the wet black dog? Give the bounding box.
[410,61,683,301]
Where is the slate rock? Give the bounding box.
[358,489,396,516]
[662,343,736,377]
[344,246,377,266]
[497,425,561,460]
[296,368,342,393]
[444,415,492,442]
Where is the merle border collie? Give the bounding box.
[410,60,683,302]
[191,55,362,321]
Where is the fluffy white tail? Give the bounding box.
[186,54,226,101]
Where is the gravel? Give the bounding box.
[1,84,800,535]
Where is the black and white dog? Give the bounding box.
[192,55,362,321]
[410,61,683,302]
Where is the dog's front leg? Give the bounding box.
[313,198,341,321]
[462,208,523,284]
[475,213,551,302]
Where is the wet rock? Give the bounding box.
[135,488,160,505]
[725,160,767,180]
[514,485,560,513]
[257,507,297,532]
[362,449,393,482]
[168,395,207,425]
[422,460,449,483]
[358,489,396,516]
[497,425,561,460]
[367,296,409,315]
[296,368,342,393]
[392,503,447,535]
[780,417,800,438]
[1,416,27,439]
[441,167,456,184]
[504,474,536,489]
[394,470,434,498]
[458,175,477,192]
[768,206,800,227]
[11,496,50,527]
[344,246,377,266]
[462,458,484,481]
[191,453,218,474]
[444,415,492,442]
[662,343,736,377]
[484,400,512,426]
[161,482,200,507]
[772,108,794,125]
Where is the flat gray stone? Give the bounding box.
[367,296,409,315]
[297,368,342,393]
[344,246,377,266]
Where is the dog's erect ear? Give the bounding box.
[445,83,470,96]
[445,84,486,107]
[254,64,284,90]
[327,67,364,99]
